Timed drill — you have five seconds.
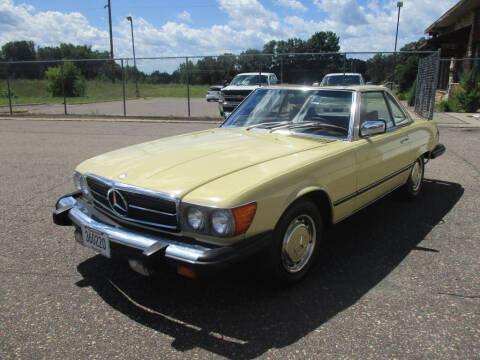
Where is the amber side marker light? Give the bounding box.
[232,202,257,235]
[177,265,196,279]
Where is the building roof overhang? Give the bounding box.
[425,0,478,35]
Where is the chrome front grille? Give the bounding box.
[86,175,178,230]
[223,90,251,102]
[224,95,245,102]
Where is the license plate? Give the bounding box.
[82,226,111,258]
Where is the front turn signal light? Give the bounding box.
[232,202,257,235]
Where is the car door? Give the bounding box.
[353,90,413,211]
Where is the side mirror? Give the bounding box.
[360,120,386,137]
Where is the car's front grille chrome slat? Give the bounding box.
[86,175,179,231]
[128,204,177,217]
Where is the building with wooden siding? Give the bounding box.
[423,0,480,89]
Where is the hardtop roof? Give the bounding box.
[265,84,389,91]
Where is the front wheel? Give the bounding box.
[267,200,322,283]
[403,157,424,198]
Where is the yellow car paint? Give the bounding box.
[75,86,440,246]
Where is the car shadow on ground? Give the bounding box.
[76,179,463,359]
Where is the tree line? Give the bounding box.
[0,35,426,93]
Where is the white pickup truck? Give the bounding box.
[218,72,279,117]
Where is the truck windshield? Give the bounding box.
[230,74,269,86]
[321,75,361,86]
[223,89,353,139]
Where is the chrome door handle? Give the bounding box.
[400,137,410,144]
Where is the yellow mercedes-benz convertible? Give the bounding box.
[53,85,445,282]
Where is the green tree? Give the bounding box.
[46,62,85,97]
[238,49,271,73]
[38,43,117,80]
[149,70,173,84]
[1,40,39,78]
[263,32,341,84]
[366,53,393,84]
[455,71,480,112]
[305,31,340,53]
[394,37,427,92]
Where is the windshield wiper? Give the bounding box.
[269,121,347,133]
[245,121,290,131]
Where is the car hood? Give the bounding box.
[222,85,260,91]
[76,128,334,199]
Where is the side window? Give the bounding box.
[360,91,394,129]
[386,93,407,125]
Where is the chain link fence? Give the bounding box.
[414,51,440,120]
[0,51,438,119]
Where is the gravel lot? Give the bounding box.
[0,98,221,118]
[0,119,479,359]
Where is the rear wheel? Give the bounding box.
[267,200,322,283]
[403,157,424,198]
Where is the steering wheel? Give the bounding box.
[307,117,348,133]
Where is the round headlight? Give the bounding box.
[211,209,234,236]
[187,207,205,231]
[79,175,90,198]
[73,171,82,190]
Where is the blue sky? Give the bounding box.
[0,0,458,69]
[20,0,370,32]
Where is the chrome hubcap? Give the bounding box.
[281,214,316,273]
[410,160,423,192]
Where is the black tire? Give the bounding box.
[266,200,323,283]
[403,157,424,198]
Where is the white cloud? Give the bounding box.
[313,0,367,25]
[0,0,459,71]
[309,0,457,52]
[0,0,109,51]
[217,0,282,34]
[274,0,307,12]
[176,10,192,23]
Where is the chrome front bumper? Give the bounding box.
[54,194,271,271]
[55,195,218,264]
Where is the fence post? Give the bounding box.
[280,55,283,83]
[186,57,191,118]
[6,64,13,115]
[61,62,67,115]
[121,59,126,117]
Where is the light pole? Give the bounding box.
[392,1,403,89]
[126,15,140,98]
[104,0,114,82]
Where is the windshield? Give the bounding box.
[222,89,353,139]
[230,74,269,86]
[322,75,361,86]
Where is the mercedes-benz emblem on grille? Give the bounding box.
[107,189,128,216]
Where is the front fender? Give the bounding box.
[284,185,330,208]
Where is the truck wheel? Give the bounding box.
[267,200,322,283]
[403,157,424,198]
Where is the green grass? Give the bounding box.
[0,79,209,106]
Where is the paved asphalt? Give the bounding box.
[0,119,478,359]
